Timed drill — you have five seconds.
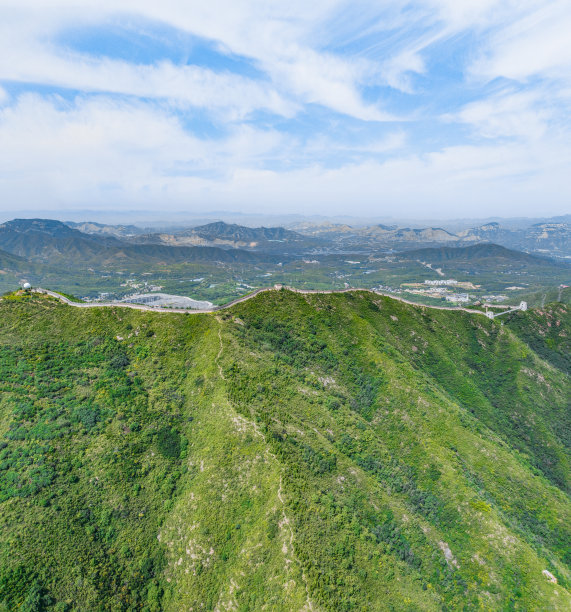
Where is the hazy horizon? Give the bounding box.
[1,209,569,231]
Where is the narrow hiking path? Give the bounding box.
[214,319,315,611]
[30,286,494,320]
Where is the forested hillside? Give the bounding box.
[0,290,569,610]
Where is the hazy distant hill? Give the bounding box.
[190,221,303,243]
[0,219,264,265]
[115,244,261,264]
[401,244,570,281]
[394,227,458,242]
[457,221,571,256]
[524,222,571,253]
[130,221,308,250]
[292,219,570,257]
[404,243,561,265]
[0,247,29,270]
[458,222,512,245]
[4,218,81,237]
[0,219,122,262]
[66,221,143,238]
[304,224,458,242]
[0,246,53,294]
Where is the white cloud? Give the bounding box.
[0,94,295,205]
[0,1,570,216]
[269,50,393,121]
[219,139,571,217]
[0,93,569,217]
[368,1,566,93]
[8,55,295,119]
[305,131,406,156]
[0,29,296,119]
[380,50,426,93]
[423,0,515,29]
[448,90,552,140]
[470,1,571,83]
[0,1,392,121]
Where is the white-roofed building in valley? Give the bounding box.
[119,293,214,310]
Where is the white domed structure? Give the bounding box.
[22,282,31,290]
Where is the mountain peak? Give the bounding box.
[2,218,77,237]
[188,221,302,243]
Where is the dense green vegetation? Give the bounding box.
[0,290,569,610]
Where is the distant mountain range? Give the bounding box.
[456,221,571,254]
[1,219,569,269]
[66,220,143,237]
[23,217,569,258]
[189,221,302,243]
[129,221,307,249]
[398,244,569,285]
[293,220,571,257]
[392,227,458,242]
[0,219,123,263]
[0,219,265,265]
[404,243,563,266]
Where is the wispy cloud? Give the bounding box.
[0,1,393,121]
[447,90,552,140]
[0,1,569,216]
[0,49,296,119]
[469,1,571,83]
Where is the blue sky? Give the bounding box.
[0,0,570,219]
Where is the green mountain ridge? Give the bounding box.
[403,243,565,266]
[398,244,569,287]
[0,219,265,265]
[128,221,313,252]
[0,290,569,610]
[0,247,29,270]
[188,221,304,243]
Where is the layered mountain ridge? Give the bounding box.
[0,219,264,265]
[294,219,571,256]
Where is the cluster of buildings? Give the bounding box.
[399,278,476,303]
[398,277,483,304]
[424,279,458,286]
[372,284,401,294]
[120,278,163,292]
[444,293,470,303]
[482,295,508,303]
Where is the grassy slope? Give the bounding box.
[0,290,569,611]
